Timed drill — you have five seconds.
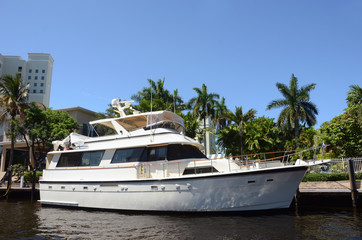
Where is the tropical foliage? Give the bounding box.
[244,116,282,153]
[223,106,256,156]
[131,78,184,112]
[346,84,362,107]
[266,74,318,139]
[15,106,79,168]
[181,112,201,139]
[0,73,31,186]
[188,84,219,153]
[82,78,362,159]
[319,85,362,157]
[320,103,362,157]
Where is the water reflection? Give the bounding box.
[0,199,40,239]
[1,199,361,240]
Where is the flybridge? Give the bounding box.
[89,99,185,136]
[52,99,185,151]
[90,110,184,135]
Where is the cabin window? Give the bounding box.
[144,147,167,161]
[56,151,104,167]
[81,151,104,166]
[111,145,205,163]
[111,147,145,163]
[167,144,206,160]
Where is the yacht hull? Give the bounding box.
[39,165,307,212]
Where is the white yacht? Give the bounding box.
[39,99,327,212]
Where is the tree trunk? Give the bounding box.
[240,131,243,156]
[31,143,37,201]
[294,118,299,148]
[203,118,207,156]
[6,119,15,199]
[294,120,299,138]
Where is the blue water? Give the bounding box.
[0,199,361,239]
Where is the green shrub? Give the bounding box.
[23,171,43,183]
[303,172,362,182]
[10,164,27,182]
[355,172,362,180]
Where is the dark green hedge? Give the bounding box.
[23,171,43,183]
[302,172,362,182]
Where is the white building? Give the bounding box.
[0,53,54,107]
[198,117,216,157]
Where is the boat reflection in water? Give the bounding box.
[1,199,362,239]
[39,99,329,212]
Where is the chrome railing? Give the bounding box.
[309,157,362,173]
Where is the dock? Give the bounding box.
[296,181,362,207]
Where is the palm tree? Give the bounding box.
[217,125,240,156]
[188,84,220,154]
[224,106,256,156]
[131,78,181,112]
[172,89,185,113]
[0,73,30,189]
[213,97,228,130]
[266,74,318,139]
[346,84,362,107]
[181,112,201,139]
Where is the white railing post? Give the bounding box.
[194,160,197,175]
[178,162,180,176]
[211,158,213,173]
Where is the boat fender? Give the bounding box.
[72,186,75,191]
[187,183,192,190]
[175,184,181,190]
[93,186,97,191]
[161,185,165,191]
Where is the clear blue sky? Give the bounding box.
[1,0,361,127]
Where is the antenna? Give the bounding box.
[111,98,139,117]
[173,94,175,113]
[150,85,153,129]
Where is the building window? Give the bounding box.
[29,69,32,73]
[0,63,2,68]
[28,76,31,80]
[35,69,39,73]
[40,90,43,93]
[35,76,38,80]
[18,66,22,72]
[42,69,45,73]
[41,76,44,80]
[40,83,44,87]
[33,90,36,93]
[34,83,37,87]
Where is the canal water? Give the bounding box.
[0,199,361,240]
